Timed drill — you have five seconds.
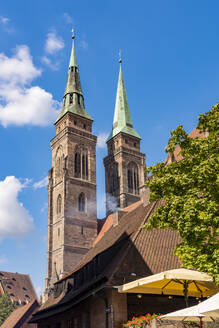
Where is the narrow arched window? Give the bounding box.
[57,195,62,215]
[74,148,88,181]
[128,169,133,193]
[82,154,85,177]
[75,152,81,177]
[127,163,139,195]
[85,154,88,180]
[78,193,85,212]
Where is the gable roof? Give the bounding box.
[32,200,181,321]
[94,200,142,246]
[0,271,38,305]
[1,299,38,328]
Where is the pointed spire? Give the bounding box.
[55,31,92,123]
[69,29,77,68]
[107,58,140,141]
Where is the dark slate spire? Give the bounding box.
[107,60,140,141]
[55,31,92,123]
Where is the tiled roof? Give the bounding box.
[165,128,208,164]
[94,201,142,246]
[1,299,38,328]
[56,200,180,286]
[32,200,181,319]
[0,271,37,305]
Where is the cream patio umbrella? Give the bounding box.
[160,304,214,328]
[198,292,219,318]
[118,268,218,307]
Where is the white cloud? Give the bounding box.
[0,16,9,25]
[0,45,60,127]
[62,13,73,24]
[0,45,41,84]
[41,56,60,71]
[45,32,64,55]
[97,132,108,148]
[33,176,48,189]
[80,40,88,50]
[0,176,34,239]
[0,16,14,34]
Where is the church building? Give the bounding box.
[31,36,190,328]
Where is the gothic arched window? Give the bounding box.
[109,163,119,193]
[78,193,85,212]
[55,146,63,180]
[75,152,81,177]
[74,147,88,180]
[127,162,139,195]
[57,194,62,215]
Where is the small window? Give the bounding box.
[9,293,14,296]
[81,225,84,235]
[78,193,85,212]
[83,124,86,130]
[57,195,62,215]
[12,278,16,281]
[25,294,30,298]
[134,143,136,147]
[0,273,3,276]
[70,93,73,104]
[23,287,27,291]
[125,139,128,144]
[7,285,12,289]
[71,67,73,72]
[74,120,77,126]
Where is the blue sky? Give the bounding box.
[0,0,219,297]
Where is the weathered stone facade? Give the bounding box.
[104,132,145,214]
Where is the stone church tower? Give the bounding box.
[45,36,97,290]
[104,63,146,215]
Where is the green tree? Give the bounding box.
[0,293,17,325]
[145,104,219,283]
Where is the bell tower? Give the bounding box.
[104,61,146,215]
[46,33,97,290]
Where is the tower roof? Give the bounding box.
[55,36,92,123]
[107,64,140,141]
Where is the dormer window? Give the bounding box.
[69,93,73,104]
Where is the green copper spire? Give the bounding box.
[69,35,77,68]
[55,31,92,123]
[107,62,140,141]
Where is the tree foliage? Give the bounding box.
[145,104,219,283]
[0,293,17,326]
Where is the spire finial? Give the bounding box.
[119,49,122,64]
[72,28,75,40]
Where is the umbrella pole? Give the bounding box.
[183,281,189,307]
[200,317,202,328]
